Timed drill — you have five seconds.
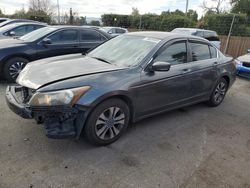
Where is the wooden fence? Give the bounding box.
[220,36,250,58]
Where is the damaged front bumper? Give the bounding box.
[6,85,89,139]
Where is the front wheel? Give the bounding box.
[84,99,130,146]
[3,57,29,82]
[207,78,228,107]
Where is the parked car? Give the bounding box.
[0,18,10,23]
[172,28,221,49]
[0,19,46,28]
[6,32,236,145]
[0,26,110,81]
[0,22,47,39]
[100,27,128,37]
[235,49,250,78]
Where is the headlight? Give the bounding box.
[28,86,90,106]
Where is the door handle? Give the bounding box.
[213,62,219,66]
[182,68,191,73]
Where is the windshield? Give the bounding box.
[0,24,17,33]
[88,35,160,67]
[19,27,55,42]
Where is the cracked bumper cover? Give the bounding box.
[5,86,88,139]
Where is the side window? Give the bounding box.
[204,31,220,41]
[25,25,35,33]
[110,28,115,34]
[196,31,204,38]
[10,26,26,36]
[210,46,217,58]
[116,29,126,34]
[190,42,210,61]
[81,30,101,41]
[48,30,78,43]
[154,42,187,65]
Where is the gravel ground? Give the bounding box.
[0,78,249,188]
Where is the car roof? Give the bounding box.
[127,31,209,41]
[47,25,111,38]
[103,26,126,29]
[173,28,217,33]
[6,22,47,27]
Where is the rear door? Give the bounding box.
[79,30,107,53]
[187,40,218,99]
[36,29,80,58]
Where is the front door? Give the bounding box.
[36,29,80,59]
[133,40,194,117]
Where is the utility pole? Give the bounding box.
[185,0,189,14]
[139,15,142,31]
[224,14,235,54]
[57,0,60,24]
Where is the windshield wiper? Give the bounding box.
[91,57,112,65]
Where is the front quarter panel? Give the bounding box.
[37,68,141,108]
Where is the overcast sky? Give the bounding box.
[0,0,229,18]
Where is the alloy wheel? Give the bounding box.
[213,81,227,103]
[95,107,125,140]
[9,61,26,79]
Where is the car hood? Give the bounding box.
[238,54,250,63]
[17,54,127,89]
[0,38,27,49]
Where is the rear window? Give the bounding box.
[190,42,211,61]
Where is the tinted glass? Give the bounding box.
[11,26,26,36]
[210,46,217,58]
[196,31,204,37]
[116,29,126,34]
[154,42,187,65]
[48,30,78,43]
[204,31,220,41]
[26,25,35,33]
[81,30,101,41]
[190,42,210,61]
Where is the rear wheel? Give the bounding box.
[207,78,228,107]
[3,57,29,82]
[84,98,130,146]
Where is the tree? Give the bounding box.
[231,0,250,17]
[90,20,100,26]
[187,10,198,22]
[201,0,226,14]
[29,0,54,15]
[0,9,4,17]
[27,0,55,23]
[131,7,139,16]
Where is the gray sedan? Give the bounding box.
[6,32,236,145]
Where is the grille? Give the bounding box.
[242,62,250,68]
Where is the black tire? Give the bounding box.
[84,98,130,146]
[207,77,229,107]
[3,57,29,82]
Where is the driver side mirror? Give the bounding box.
[149,61,171,72]
[9,31,16,36]
[108,31,112,34]
[42,38,52,46]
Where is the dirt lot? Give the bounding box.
[0,78,249,188]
